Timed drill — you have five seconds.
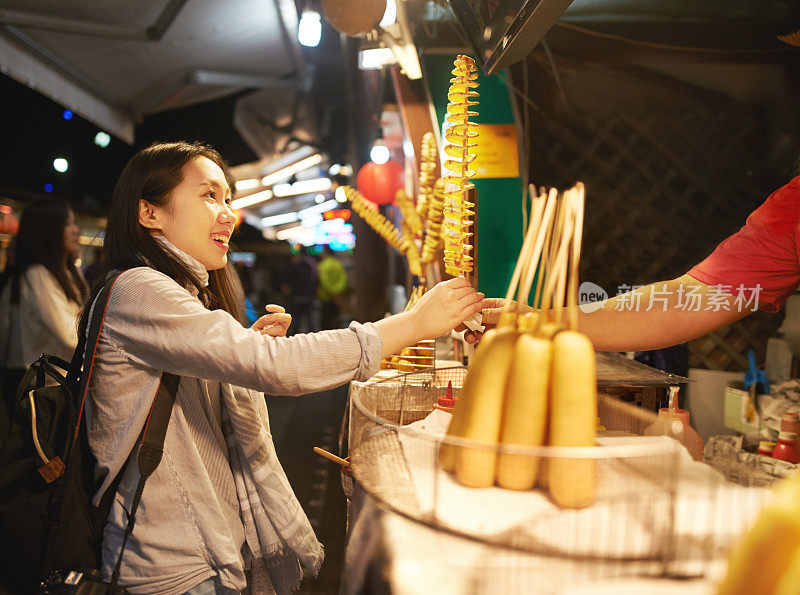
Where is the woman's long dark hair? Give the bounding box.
[79,141,243,336]
[10,198,88,304]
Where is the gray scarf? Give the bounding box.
[153,236,324,592]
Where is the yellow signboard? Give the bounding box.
[471,123,519,179]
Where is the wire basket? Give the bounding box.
[349,367,685,564]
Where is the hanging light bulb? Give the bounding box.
[370,141,390,165]
[53,158,69,173]
[298,10,322,47]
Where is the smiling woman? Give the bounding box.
[75,141,487,594]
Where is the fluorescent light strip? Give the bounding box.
[276,225,304,241]
[79,235,103,246]
[298,199,338,218]
[359,48,395,70]
[234,178,260,191]
[261,154,323,187]
[261,212,299,227]
[273,177,332,198]
[230,189,274,210]
[300,214,324,227]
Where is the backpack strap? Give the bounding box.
[71,274,122,440]
[110,371,178,586]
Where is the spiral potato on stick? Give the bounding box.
[416,132,438,222]
[344,186,408,253]
[421,179,445,264]
[441,55,478,278]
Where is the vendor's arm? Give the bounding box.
[481,177,800,351]
[578,274,749,351]
[591,176,800,350]
[479,275,750,351]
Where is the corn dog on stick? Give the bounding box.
[440,193,542,474]
[447,193,550,487]
[496,313,551,490]
[417,132,438,221]
[548,185,597,509]
[496,188,556,489]
[442,55,478,278]
[448,326,517,486]
[421,179,445,264]
[344,186,409,253]
[440,196,541,474]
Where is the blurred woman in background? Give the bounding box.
[0,198,88,425]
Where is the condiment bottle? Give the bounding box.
[772,412,800,464]
[757,440,776,457]
[782,411,800,434]
[643,387,705,461]
[437,381,456,408]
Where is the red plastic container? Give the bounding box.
[772,412,800,464]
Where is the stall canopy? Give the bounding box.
[2,0,797,154]
[0,0,305,147]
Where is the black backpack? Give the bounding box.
[0,275,178,594]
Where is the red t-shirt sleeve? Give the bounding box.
[687,177,800,313]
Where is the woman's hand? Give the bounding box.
[251,304,292,338]
[375,278,488,359]
[410,277,487,340]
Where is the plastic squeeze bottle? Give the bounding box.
[772,412,799,464]
[643,387,705,461]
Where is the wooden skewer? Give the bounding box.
[552,191,576,329]
[502,189,545,306]
[516,189,558,315]
[313,447,350,467]
[532,216,553,310]
[568,183,585,332]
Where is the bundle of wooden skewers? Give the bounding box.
[440,182,598,509]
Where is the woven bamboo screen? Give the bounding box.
[527,82,786,371]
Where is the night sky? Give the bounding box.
[1,74,134,213]
[0,74,257,215]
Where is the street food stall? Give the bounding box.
[332,19,800,588]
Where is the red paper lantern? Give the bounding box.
[356,160,404,205]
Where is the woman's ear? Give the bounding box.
[138,199,162,231]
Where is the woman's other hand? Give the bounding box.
[251,304,292,338]
[410,277,487,340]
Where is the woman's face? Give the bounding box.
[63,209,80,257]
[148,156,235,270]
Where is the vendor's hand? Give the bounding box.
[411,277,487,339]
[251,304,292,338]
[458,298,535,344]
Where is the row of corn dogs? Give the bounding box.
[439,183,598,509]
